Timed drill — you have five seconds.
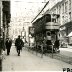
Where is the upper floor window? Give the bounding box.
[52,18,56,23]
[57,7,58,14]
[69,0,71,10]
[59,5,61,14]
[65,1,68,13]
[54,8,56,14]
[62,3,64,14]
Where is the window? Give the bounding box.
[54,9,56,14]
[52,19,56,23]
[69,0,71,10]
[62,4,64,14]
[51,14,56,23]
[57,7,58,14]
[65,1,68,13]
[59,5,61,14]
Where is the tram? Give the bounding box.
[32,14,60,53]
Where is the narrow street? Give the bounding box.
[2,45,72,71]
[1,0,72,72]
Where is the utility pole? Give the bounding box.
[31,0,49,23]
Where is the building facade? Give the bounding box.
[0,0,11,49]
[0,0,11,70]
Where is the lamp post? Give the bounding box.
[29,34,32,46]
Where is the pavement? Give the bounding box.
[2,45,72,71]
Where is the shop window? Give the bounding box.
[47,32,51,36]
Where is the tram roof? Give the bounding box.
[33,14,51,24]
[32,14,60,25]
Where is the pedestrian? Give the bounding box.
[15,35,23,56]
[0,36,4,55]
[54,40,60,52]
[5,38,12,55]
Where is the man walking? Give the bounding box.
[15,35,23,56]
[5,38,12,55]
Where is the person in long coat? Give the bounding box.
[5,38,12,55]
[54,40,60,52]
[15,35,23,56]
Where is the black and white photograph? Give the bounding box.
[0,0,72,72]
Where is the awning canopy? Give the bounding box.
[68,32,72,37]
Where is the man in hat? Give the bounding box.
[15,35,23,56]
[5,38,12,55]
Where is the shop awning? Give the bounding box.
[68,32,72,37]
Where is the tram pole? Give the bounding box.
[41,44,43,58]
[52,44,53,58]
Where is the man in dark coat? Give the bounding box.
[15,35,23,56]
[5,38,12,55]
[0,37,4,55]
[54,40,60,49]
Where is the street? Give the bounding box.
[1,0,72,72]
[2,45,72,71]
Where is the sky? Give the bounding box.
[11,0,49,22]
[11,0,62,23]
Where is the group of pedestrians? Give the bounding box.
[5,35,24,56]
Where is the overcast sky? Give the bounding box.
[11,0,62,22]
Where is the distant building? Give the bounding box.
[9,17,32,42]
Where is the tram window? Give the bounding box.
[51,31,55,34]
[47,32,51,36]
[52,19,56,23]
